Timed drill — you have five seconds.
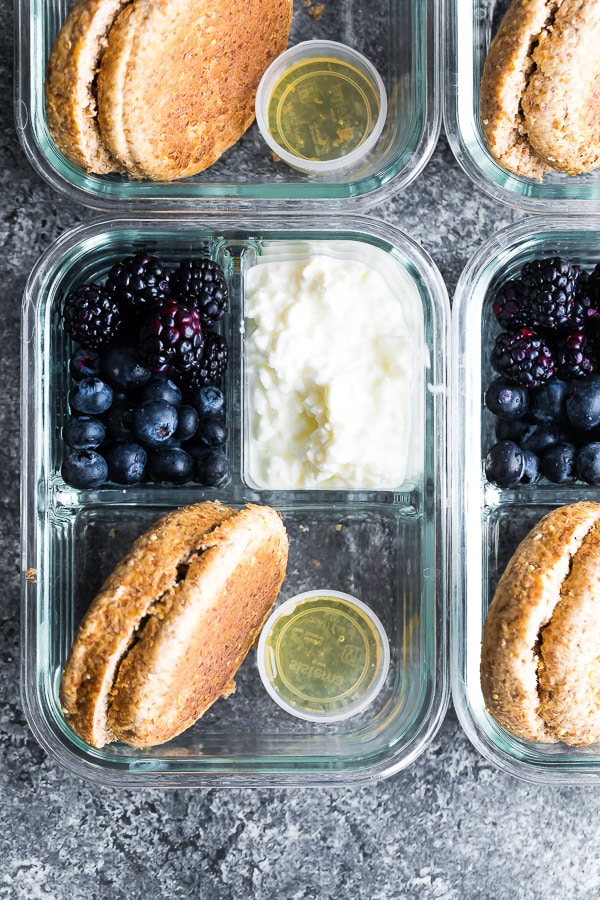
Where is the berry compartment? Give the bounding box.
[21,214,448,787]
[453,216,600,784]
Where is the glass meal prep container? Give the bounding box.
[20,213,449,788]
[15,0,440,209]
[453,215,600,784]
[445,1,600,214]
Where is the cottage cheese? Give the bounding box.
[244,246,425,490]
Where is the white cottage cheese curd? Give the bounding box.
[244,247,424,490]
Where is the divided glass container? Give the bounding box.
[15,0,440,209]
[453,216,600,784]
[444,0,600,213]
[20,214,449,787]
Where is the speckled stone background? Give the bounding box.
[3,1,600,898]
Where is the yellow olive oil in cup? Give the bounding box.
[258,590,390,722]
[255,41,387,174]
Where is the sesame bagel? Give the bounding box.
[480,502,600,745]
[60,502,289,749]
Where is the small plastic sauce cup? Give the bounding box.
[257,590,390,722]
[255,40,388,174]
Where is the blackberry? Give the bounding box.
[105,251,170,317]
[570,270,600,332]
[518,256,579,332]
[171,258,229,328]
[63,284,122,349]
[556,331,598,380]
[139,299,204,382]
[491,280,530,331]
[179,331,229,390]
[491,328,556,388]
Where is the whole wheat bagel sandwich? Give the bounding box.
[480,0,600,179]
[45,0,293,180]
[481,501,600,746]
[60,501,289,749]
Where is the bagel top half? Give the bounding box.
[480,0,600,179]
[96,0,293,180]
[480,501,600,745]
[60,502,289,749]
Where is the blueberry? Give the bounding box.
[61,449,108,489]
[102,394,136,441]
[148,448,194,484]
[576,442,600,485]
[485,378,529,419]
[69,377,113,415]
[63,415,106,449]
[133,400,178,447]
[190,384,225,417]
[530,378,569,424]
[484,440,524,487]
[495,417,535,444]
[142,374,182,406]
[194,448,230,487]
[197,415,228,448]
[186,441,211,462]
[522,423,571,456]
[520,449,540,484]
[69,347,100,381]
[100,344,151,391]
[542,442,577,483]
[174,404,199,442]
[566,379,600,430]
[104,442,148,484]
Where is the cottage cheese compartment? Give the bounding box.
[244,244,426,490]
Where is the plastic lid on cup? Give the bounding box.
[257,589,390,722]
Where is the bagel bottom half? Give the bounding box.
[480,501,600,746]
[60,501,289,749]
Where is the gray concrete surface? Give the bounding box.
[2,2,600,898]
